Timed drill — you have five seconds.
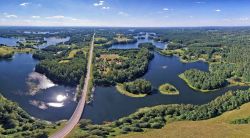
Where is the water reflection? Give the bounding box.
[56,94,67,102]
[47,102,64,108]
[27,72,56,95]
[0,54,77,121]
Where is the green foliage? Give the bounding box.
[123,79,152,94]
[0,47,14,59]
[230,116,250,124]
[77,89,250,137]
[0,95,51,137]
[94,48,154,86]
[182,69,227,90]
[167,42,183,50]
[225,46,250,82]
[138,42,155,50]
[34,46,87,86]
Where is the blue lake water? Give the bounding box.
[0,38,248,124]
[0,36,70,48]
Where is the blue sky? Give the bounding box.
[0,0,250,27]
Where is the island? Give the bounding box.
[0,47,14,58]
[116,79,152,97]
[159,83,179,95]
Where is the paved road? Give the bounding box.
[50,33,95,138]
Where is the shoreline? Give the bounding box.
[116,83,147,98]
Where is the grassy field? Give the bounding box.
[95,37,108,41]
[118,102,250,138]
[0,47,14,58]
[160,49,185,56]
[158,83,179,95]
[0,46,34,58]
[47,121,67,136]
[116,83,147,98]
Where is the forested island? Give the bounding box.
[0,46,34,59]
[159,83,179,95]
[116,79,152,97]
[0,47,14,58]
[94,34,137,48]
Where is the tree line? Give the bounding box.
[74,88,250,137]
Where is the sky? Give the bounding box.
[0,0,250,27]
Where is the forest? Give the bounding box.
[154,27,250,89]
[123,79,152,95]
[72,88,250,137]
[138,42,155,50]
[34,45,88,86]
[181,69,227,91]
[94,48,154,86]
[0,95,55,138]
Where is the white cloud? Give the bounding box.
[20,2,29,7]
[118,11,129,16]
[31,16,40,19]
[239,17,249,21]
[45,15,79,21]
[215,9,221,12]
[6,15,18,18]
[163,8,169,11]
[102,6,110,10]
[46,15,65,19]
[3,13,18,18]
[70,18,78,21]
[194,1,206,4]
[93,1,104,7]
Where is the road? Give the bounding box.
[50,33,95,138]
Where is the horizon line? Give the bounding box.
[1,25,250,28]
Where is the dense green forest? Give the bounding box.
[181,69,227,91]
[35,50,87,86]
[123,79,152,95]
[35,55,87,86]
[94,48,154,86]
[73,89,250,137]
[154,28,250,89]
[159,83,179,95]
[0,95,54,138]
[138,42,155,50]
[33,44,88,86]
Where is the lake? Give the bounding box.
[0,37,21,46]
[0,54,77,121]
[82,52,249,124]
[0,39,248,124]
[0,36,70,48]
[109,33,167,49]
